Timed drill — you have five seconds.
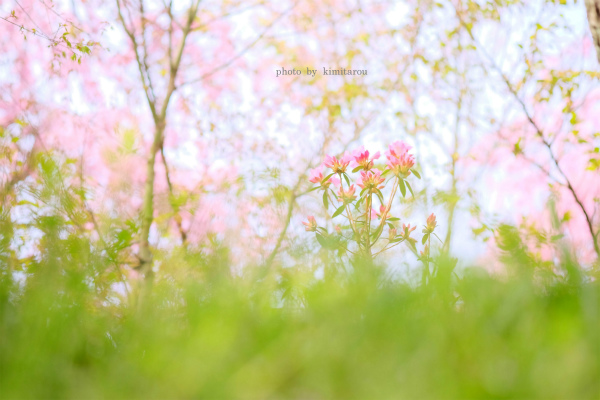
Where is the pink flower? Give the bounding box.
[324,152,352,174]
[386,153,415,178]
[356,168,385,190]
[308,165,340,188]
[352,146,380,171]
[302,216,318,232]
[308,166,325,184]
[386,141,412,159]
[424,213,437,233]
[338,184,357,203]
[385,141,415,178]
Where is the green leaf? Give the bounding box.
[411,169,421,179]
[323,172,335,182]
[398,180,407,197]
[307,185,321,193]
[374,189,384,204]
[17,200,39,208]
[352,166,362,173]
[406,180,415,198]
[332,205,346,218]
[381,169,391,176]
[323,191,329,209]
[316,233,327,248]
[422,234,430,245]
[387,217,400,221]
[355,196,364,210]
[387,222,395,230]
[360,187,368,197]
[343,173,351,186]
[371,225,383,240]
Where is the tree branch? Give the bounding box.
[454,6,599,258]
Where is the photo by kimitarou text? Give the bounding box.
[276,67,368,77]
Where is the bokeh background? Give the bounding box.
[0,1,599,398]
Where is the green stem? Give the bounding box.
[372,177,399,244]
[337,173,359,240]
[366,190,373,258]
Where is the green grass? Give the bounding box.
[1,250,598,399]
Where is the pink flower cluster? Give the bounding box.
[351,146,380,171]
[312,141,415,188]
[338,184,357,203]
[306,142,421,237]
[385,141,415,178]
[302,143,442,262]
[356,169,385,190]
[324,153,352,174]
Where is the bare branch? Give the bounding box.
[453,5,600,258]
[181,3,296,87]
[116,0,158,120]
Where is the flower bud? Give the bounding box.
[402,223,416,238]
[424,213,437,233]
[302,216,318,232]
[420,244,430,258]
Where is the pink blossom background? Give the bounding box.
[1,0,598,270]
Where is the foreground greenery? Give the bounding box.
[0,158,598,398]
[1,237,599,399]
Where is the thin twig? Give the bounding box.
[453,5,600,258]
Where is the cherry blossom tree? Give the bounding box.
[1,0,599,292]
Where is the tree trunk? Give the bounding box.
[585,0,600,64]
[138,120,164,280]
